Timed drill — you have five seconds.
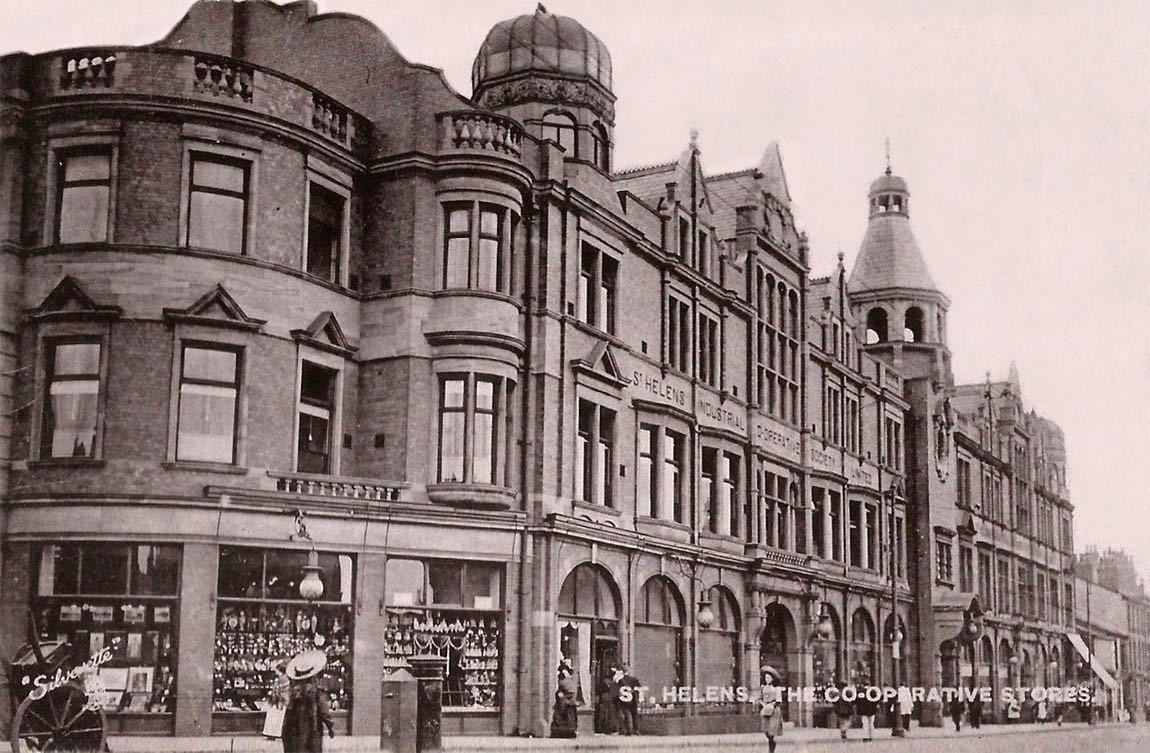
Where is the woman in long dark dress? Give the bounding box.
[550,659,579,738]
[282,650,335,753]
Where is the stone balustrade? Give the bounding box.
[59,51,116,89]
[270,471,408,503]
[192,54,254,102]
[441,111,523,159]
[36,48,370,156]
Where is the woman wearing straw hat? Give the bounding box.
[759,666,783,753]
[282,650,335,753]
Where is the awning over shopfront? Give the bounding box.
[1067,632,1120,690]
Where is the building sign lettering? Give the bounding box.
[697,397,746,432]
[631,370,687,408]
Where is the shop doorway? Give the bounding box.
[557,563,622,732]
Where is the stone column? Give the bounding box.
[350,551,386,736]
[175,543,217,736]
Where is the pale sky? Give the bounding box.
[3,0,1148,585]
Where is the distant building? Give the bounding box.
[1079,548,1150,719]
[847,166,1079,723]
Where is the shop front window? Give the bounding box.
[214,547,354,716]
[635,576,685,699]
[384,559,503,708]
[849,609,876,685]
[698,586,740,690]
[34,543,180,716]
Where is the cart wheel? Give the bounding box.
[10,684,106,752]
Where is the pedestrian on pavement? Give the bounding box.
[282,650,334,753]
[596,665,620,734]
[1037,698,1048,724]
[855,686,877,740]
[551,659,579,738]
[950,694,965,732]
[897,684,914,731]
[759,667,783,753]
[968,694,983,729]
[834,681,854,740]
[616,665,642,736]
[1006,696,1021,725]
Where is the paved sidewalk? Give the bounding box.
[0,721,1128,752]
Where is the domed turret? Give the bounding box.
[472,5,613,96]
[472,5,616,170]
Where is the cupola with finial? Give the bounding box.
[847,143,952,384]
[471,4,616,171]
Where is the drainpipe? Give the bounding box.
[516,195,539,736]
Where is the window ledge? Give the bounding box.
[28,457,105,469]
[162,461,249,475]
[426,483,516,510]
[636,515,693,533]
[572,500,622,517]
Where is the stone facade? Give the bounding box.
[0,0,1090,742]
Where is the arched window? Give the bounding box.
[541,111,577,156]
[811,604,840,687]
[849,609,876,684]
[866,308,888,344]
[636,576,685,696]
[699,586,740,688]
[904,307,924,343]
[558,564,621,723]
[788,291,799,339]
[592,122,610,172]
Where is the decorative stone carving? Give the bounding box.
[480,77,615,123]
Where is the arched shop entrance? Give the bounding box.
[849,609,876,685]
[978,636,994,693]
[760,603,796,721]
[557,563,621,731]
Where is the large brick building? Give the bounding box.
[0,0,1085,742]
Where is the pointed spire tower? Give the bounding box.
[847,155,952,384]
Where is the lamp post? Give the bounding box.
[887,478,905,737]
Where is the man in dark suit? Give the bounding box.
[616,666,642,735]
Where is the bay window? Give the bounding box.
[437,374,511,486]
[442,202,517,294]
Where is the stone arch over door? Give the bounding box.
[557,562,622,722]
[759,602,798,721]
